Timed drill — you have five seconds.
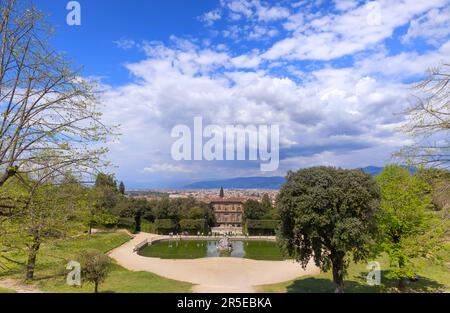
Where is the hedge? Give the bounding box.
[155,219,177,234]
[140,220,156,233]
[179,219,208,235]
[245,219,279,236]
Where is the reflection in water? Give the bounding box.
[138,239,285,260]
[206,241,245,257]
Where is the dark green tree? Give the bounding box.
[95,173,117,191]
[243,199,265,221]
[219,187,224,198]
[118,181,125,195]
[277,167,380,293]
[261,193,276,219]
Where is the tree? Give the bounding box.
[0,1,114,190]
[277,167,380,293]
[83,173,120,233]
[0,170,88,280]
[376,165,437,289]
[119,181,125,195]
[261,193,277,219]
[398,63,449,170]
[219,187,224,198]
[95,173,117,191]
[79,250,111,293]
[243,199,265,221]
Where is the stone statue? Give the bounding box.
[217,235,233,252]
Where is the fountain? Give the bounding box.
[216,235,233,256]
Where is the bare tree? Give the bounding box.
[0,0,114,190]
[398,62,450,169]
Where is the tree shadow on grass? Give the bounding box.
[286,270,446,293]
[286,277,381,293]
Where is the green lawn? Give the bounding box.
[0,287,16,293]
[257,253,450,293]
[242,241,286,260]
[39,263,192,293]
[0,232,193,293]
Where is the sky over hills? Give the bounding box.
[37,0,450,188]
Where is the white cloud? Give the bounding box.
[113,39,137,50]
[101,1,450,185]
[231,52,262,68]
[264,0,448,61]
[402,6,450,46]
[200,9,222,26]
[100,38,424,184]
[143,163,192,173]
[255,2,290,21]
[333,0,359,12]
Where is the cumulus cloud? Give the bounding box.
[402,6,450,46]
[199,9,222,26]
[104,1,450,186]
[143,163,192,173]
[264,0,448,60]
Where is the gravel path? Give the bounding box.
[109,232,320,293]
[0,279,41,293]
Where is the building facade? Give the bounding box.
[209,198,245,228]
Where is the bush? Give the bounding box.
[155,219,177,234]
[78,250,111,293]
[116,217,135,232]
[140,220,156,233]
[179,219,208,235]
[245,219,279,236]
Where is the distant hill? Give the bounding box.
[185,166,393,189]
[359,166,384,176]
[185,176,286,189]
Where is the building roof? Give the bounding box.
[209,197,246,204]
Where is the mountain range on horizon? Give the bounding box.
[184,166,387,189]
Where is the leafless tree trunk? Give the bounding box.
[0,0,115,192]
[397,62,450,170]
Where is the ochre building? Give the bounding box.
[209,198,245,227]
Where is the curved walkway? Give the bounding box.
[108,232,320,293]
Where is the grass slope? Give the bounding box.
[1,232,192,293]
[0,287,16,293]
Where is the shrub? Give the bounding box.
[179,219,208,235]
[140,220,156,233]
[78,250,111,293]
[155,219,177,234]
[116,217,135,232]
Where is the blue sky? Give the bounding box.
[36,0,450,188]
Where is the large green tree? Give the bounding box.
[376,165,438,289]
[277,167,380,293]
[243,199,265,221]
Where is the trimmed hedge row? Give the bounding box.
[245,219,279,236]
[179,219,208,235]
[155,218,209,235]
